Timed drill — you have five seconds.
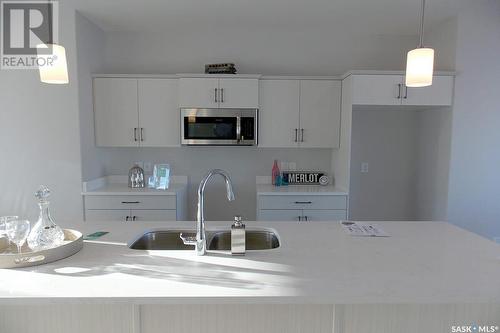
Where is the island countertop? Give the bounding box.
[0,220,499,304]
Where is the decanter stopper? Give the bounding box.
[27,185,65,251]
[35,185,51,202]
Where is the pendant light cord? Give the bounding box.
[418,0,426,47]
[48,0,53,44]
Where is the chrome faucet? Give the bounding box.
[182,169,235,255]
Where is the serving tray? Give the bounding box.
[0,229,83,268]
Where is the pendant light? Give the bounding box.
[405,0,434,87]
[37,1,69,84]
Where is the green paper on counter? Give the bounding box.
[84,231,109,240]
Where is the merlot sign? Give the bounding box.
[282,171,328,185]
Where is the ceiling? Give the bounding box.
[75,0,464,35]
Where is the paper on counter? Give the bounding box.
[340,221,390,237]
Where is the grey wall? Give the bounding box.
[349,108,418,220]
[0,1,83,224]
[75,12,107,181]
[415,108,452,221]
[445,0,500,240]
[101,30,417,75]
[97,147,332,221]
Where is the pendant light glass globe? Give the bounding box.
[405,0,434,87]
[405,47,434,87]
[37,44,69,84]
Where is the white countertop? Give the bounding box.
[256,184,348,195]
[0,220,499,304]
[82,183,187,196]
[82,175,187,196]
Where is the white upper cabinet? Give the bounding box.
[259,80,300,147]
[138,79,179,147]
[218,78,259,108]
[351,74,454,106]
[351,75,403,105]
[402,76,454,106]
[179,77,258,109]
[299,80,341,148]
[94,78,139,147]
[259,79,342,148]
[178,78,219,108]
[94,77,180,147]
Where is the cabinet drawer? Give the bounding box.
[130,210,177,221]
[301,210,347,221]
[85,209,130,222]
[85,195,176,210]
[258,209,302,221]
[258,195,347,210]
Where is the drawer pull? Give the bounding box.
[294,201,312,204]
[121,201,140,204]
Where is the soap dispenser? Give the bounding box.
[231,215,245,255]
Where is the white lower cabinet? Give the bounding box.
[257,194,348,221]
[84,195,181,222]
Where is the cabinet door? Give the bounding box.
[85,209,131,222]
[257,210,302,221]
[138,79,179,147]
[351,75,403,105]
[301,210,347,222]
[218,78,259,108]
[299,80,341,148]
[130,210,177,221]
[93,78,139,147]
[178,78,219,108]
[259,80,300,147]
[402,76,454,106]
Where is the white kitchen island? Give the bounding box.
[0,220,499,333]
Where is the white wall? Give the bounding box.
[0,1,83,224]
[75,12,107,181]
[445,0,500,240]
[349,108,418,220]
[96,147,332,221]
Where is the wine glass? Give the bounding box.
[0,216,19,248]
[5,220,30,254]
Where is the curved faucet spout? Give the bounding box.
[195,169,235,256]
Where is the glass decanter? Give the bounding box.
[27,186,65,251]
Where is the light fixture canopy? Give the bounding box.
[37,44,69,84]
[405,0,434,87]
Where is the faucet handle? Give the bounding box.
[180,232,197,246]
[233,215,244,227]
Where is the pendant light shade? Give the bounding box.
[405,0,434,87]
[406,47,434,87]
[37,44,69,84]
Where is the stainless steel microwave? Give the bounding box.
[181,108,258,146]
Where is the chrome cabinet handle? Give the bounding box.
[134,128,138,142]
[301,128,304,142]
[294,129,298,142]
[140,128,144,141]
[397,84,402,99]
[403,85,408,99]
[236,116,242,143]
[221,88,224,103]
[215,88,218,103]
[121,201,140,204]
[295,201,312,204]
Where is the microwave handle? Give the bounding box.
[236,116,242,143]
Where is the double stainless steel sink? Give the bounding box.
[129,229,280,251]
